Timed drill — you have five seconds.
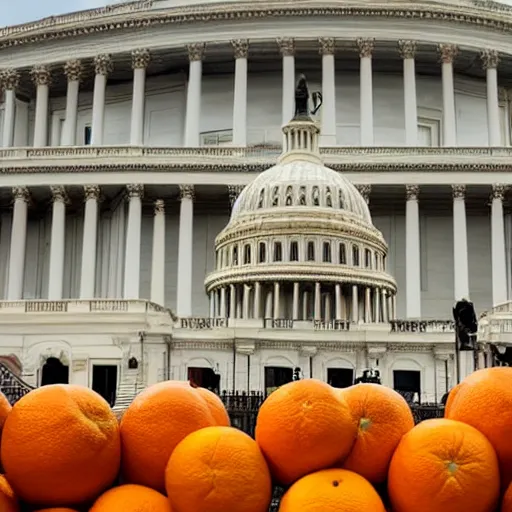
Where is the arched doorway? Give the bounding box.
[187,367,220,393]
[41,357,69,386]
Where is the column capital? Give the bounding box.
[318,37,335,56]
[132,49,151,69]
[491,184,507,201]
[277,37,295,57]
[356,38,375,58]
[94,54,113,76]
[481,49,500,70]
[398,40,417,59]
[12,186,30,202]
[187,43,206,62]
[231,39,249,59]
[180,184,195,201]
[31,65,52,87]
[228,185,245,207]
[405,184,420,201]
[355,184,371,204]
[438,44,459,64]
[126,183,144,198]
[452,184,466,199]
[64,59,83,82]
[154,199,165,214]
[50,185,68,203]
[0,69,20,91]
[83,185,100,201]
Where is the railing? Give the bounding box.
[0,363,34,405]
[263,318,294,329]
[390,319,455,333]
[180,317,228,329]
[313,319,350,331]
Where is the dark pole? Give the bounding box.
[232,340,236,391]
[247,354,251,392]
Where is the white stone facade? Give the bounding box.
[1,0,512,405]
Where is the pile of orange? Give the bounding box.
[1,367,512,511]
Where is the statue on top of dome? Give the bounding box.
[294,74,310,117]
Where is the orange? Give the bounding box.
[1,384,120,507]
[33,509,79,512]
[0,475,18,512]
[340,383,415,483]
[279,468,386,512]
[166,426,271,512]
[502,481,512,512]
[444,367,512,487]
[255,379,357,485]
[388,418,500,512]
[120,380,217,492]
[195,387,230,426]
[90,484,171,511]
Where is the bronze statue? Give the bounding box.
[294,74,310,117]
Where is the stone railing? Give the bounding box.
[313,320,351,331]
[492,300,512,314]
[390,319,455,333]
[180,317,228,329]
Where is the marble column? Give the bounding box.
[439,44,458,146]
[229,285,236,318]
[62,60,83,146]
[364,287,371,323]
[184,44,205,147]
[254,282,261,319]
[220,287,227,318]
[398,40,418,146]
[130,49,150,146]
[243,284,250,318]
[319,37,336,146]
[273,282,280,319]
[405,185,421,318]
[231,40,248,146]
[381,289,388,322]
[375,287,381,322]
[48,186,68,300]
[335,283,342,320]
[7,187,29,300]
[123,184,143,299]
[176,185,195,317]
[351,284,359,323]
[0,69,19,148]
[292,282,300,320]
[31,65,51,148]
[356,38,375,146]
[151,199,166,306]
[277,38,295,126]
[314,282,322,321]
[452,185,469,301]
[481,49,501,147]
[490,184,508,306]
[79,185,100,299]
[91,54,113,146]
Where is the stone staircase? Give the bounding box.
[112,369,145,417]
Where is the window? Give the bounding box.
[200,129,233,146]
[232,246,238,266]
[323,242,332,263]
[312,186,320,206]
[326,187,332,207]
[365,249,372,269]
[285,186,293,206]
[417,116,440,147]
[374,253,379,271]
[274,242,282,262]
[84,125,92,145]
[352,245,360,266]
[243,244,251,265]
[327,368,354,389]
[339,243,347,264]
[307,242,315,261]
[383,255,387,271]
[290,241,299,262]
[258,242,266,263]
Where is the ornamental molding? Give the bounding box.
[64,59,83,82]
[83,185,100,201]
[0,69,19,90]
[12,186,29,202]
[405,184,419,200]
[277,37,295,57]
[356,38,375,58]
[132,48,151,69]
[50,185,68,203]
[398,40,417,59]
[318,37,335,56]
[126,183,144,198]
[179,184,195,200]
[187,43,205,62]
[231,39,249,60]
[31,65,51,87]
[481,48,500,69]
[94,54,113,76]
[438,43,459,64]
[491,183,507,200]
[452,183,466,199]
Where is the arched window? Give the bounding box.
[258,188,265,208]
[326,187,332,207]
[307,241,315,262]
[352,245,360,266]
[299,186,307,206]
[258,242,266,263]
[274,242,283,262]
[232,245,239,266]
[285,186,293,206]
[339,243,347,264]
[365,249,372,269]
[243,244,251,265]
[290,241,299,261]
[272,186,279,206]
[312,186,320,206]
[339,189,345,209]
[323,242,332,263]
[374,252,379,271]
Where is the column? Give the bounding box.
[335,283,342,320]
[228,185,245,210]
[176,185,195,317]
[398,40,418,146]
[319,37,336,146]
[273,282,280,319]
[184,43,205,147]
[405,185,421,318]
[439,44,458,146]
[91,54,113,145]
[130,49,150,146]
[364,287,371,323]
[314,282,322,320]
[123,184,143,299]
[277,38,295,125]
[229,285,236,318]
[375,287,381,322]
[490,185,508,305]
[356,38,375,146]
[7,187,29,300]
[292,282,300,320]
[31,65,51,148]
[0,69,19,148]
[254,282,261,319]
[151,199,166,306]
[382,289,388,322]
[220,287,227,318]
[481,49,501,147]
[351,284,359,323]
[62,60,83,146]
[231,40,248,146]
[243,285,250,318]
[79,185,100,299]
[48,186,67,300]
[452,185,469,301]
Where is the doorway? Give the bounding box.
[187,367,221,393]
[92,365,118,407]
[41,357,69,386]
[393,370,421,404]
[327,368,354,388]
[264,366,293,395]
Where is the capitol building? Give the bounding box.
[1,0,512,408]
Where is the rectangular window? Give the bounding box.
[274,242,282,262]
[290,241,299,262]
[200,129,233,146]
[417,117,440,147]
[84,125,92,145]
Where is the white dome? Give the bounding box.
[230,159,372,225]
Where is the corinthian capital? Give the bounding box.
[438,44,459,64]
[12,186,30,202]
[180,185,195,201]
[405,185,419,201]
[64,60,83,82]
[481,49,499,70]
[451,184,466,200]
[94,54,113,76]
[356,38,375,58]
[318,37,335,56]
[50,186,68,203]
[154,199,165,214]
[31,65,52,87]
[398,40,417,60]
[187,43,206,62]
[491,184,507,201]
[84,185,100,201]
[126,184,144,198]
[0,69,20,91]
[231,39,249,59]
[277,38,295,57]
[132,49,151,70]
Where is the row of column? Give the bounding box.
[404,183,508,318]
[5,184,196,317]
[0,40,502,149]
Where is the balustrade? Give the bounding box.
[390,319,454,333]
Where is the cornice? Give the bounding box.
[3,1,512,51]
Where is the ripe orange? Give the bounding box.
[502,481,512,512]
[195,387,230,426]
[279,468,386,512]
[33,509,79,512]
[1,384,120,507]
[89,484,171,511]
[0,475,18,512]
[166,426,272,512]
[340,383,415,483]
[120,380,217,492]
[255,379,357,485]
[388,418,500,512]
[444,367,512,487]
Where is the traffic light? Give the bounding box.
[293,367,302,381]
[453,299,478,351]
